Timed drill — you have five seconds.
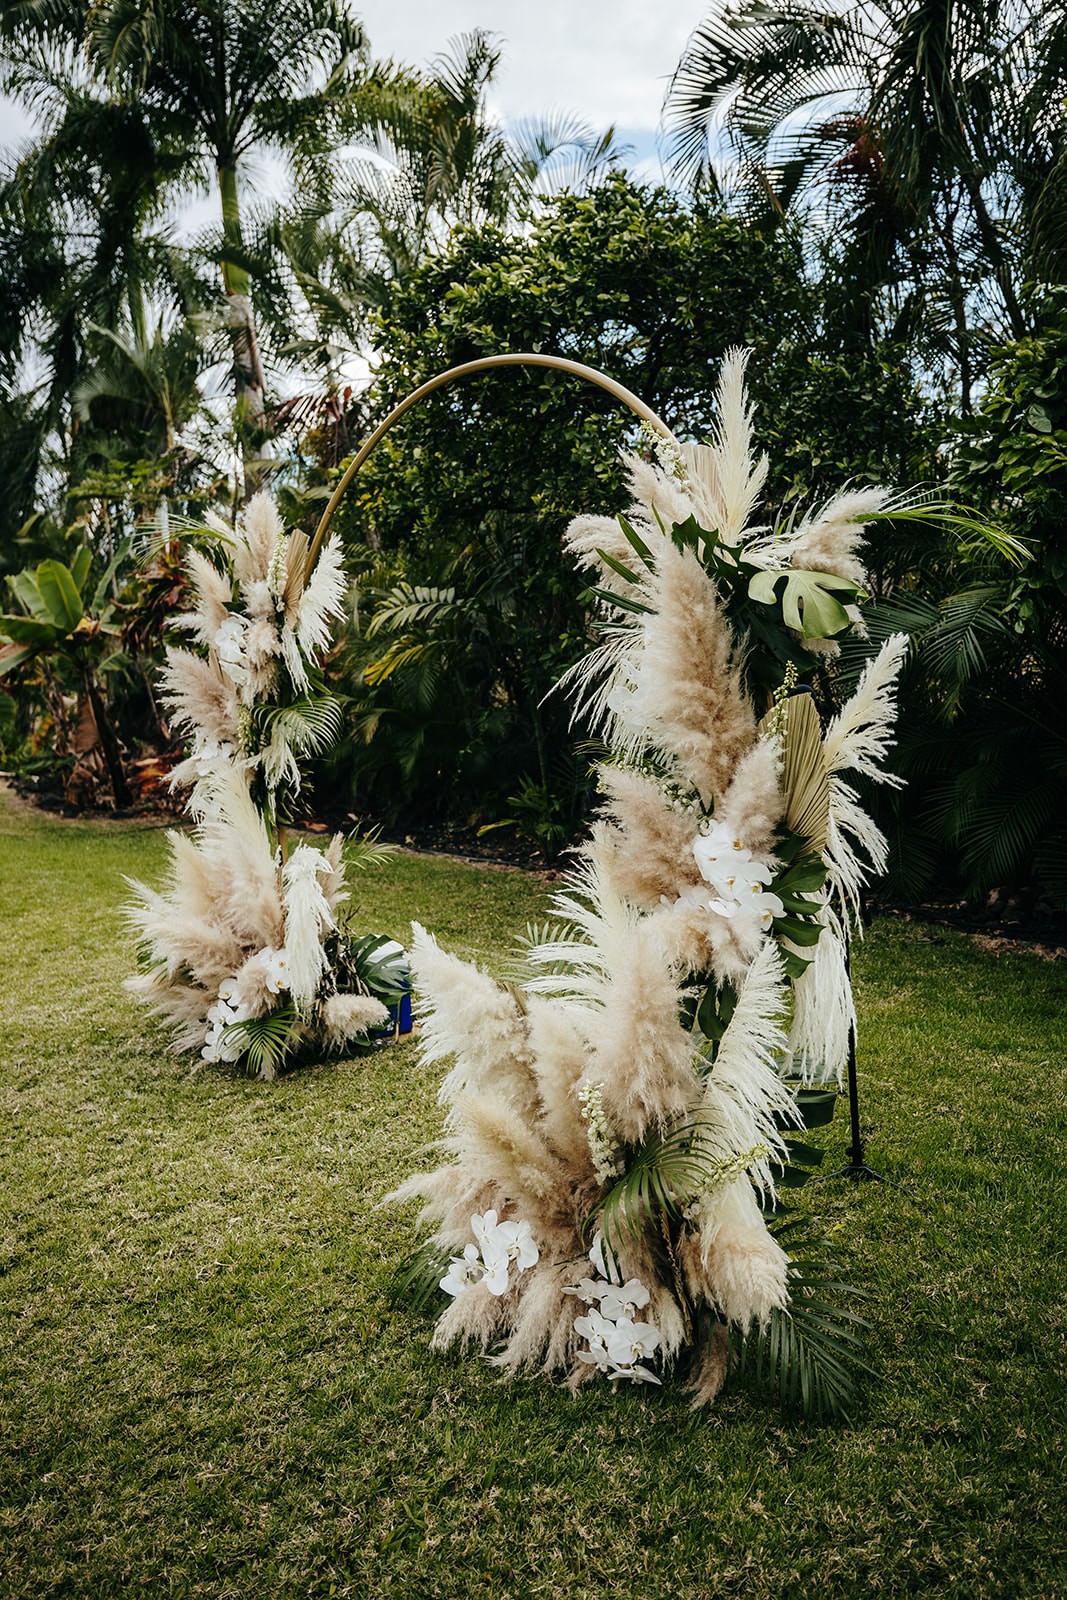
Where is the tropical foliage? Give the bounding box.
[318,176,929,837]
[665,0,1066,407]
[0,0,1062,912]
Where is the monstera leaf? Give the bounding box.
[748,567,864,638]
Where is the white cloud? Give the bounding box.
[356,0,700,136]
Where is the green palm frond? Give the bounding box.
[362,635,447,687]
[501,918,582,984]
[730,1219,873,1423]
[251,692,343,757]
[341,932,408,1006]
[365,582,478,637]
[342,826,398,874]
[882,504,1030,568]
[389,1240,452,1315]
[590,1123,766,1256]
[221,1005,299,1078]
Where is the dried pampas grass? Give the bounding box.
[635,541,755,803]
[396,347,904,1407]
[592,765,704,909]
[682,347,769,542]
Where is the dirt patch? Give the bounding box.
[873,902,1067,961]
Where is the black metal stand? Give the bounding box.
[827,930,887,1184]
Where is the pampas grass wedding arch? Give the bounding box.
[129,348,911,1413]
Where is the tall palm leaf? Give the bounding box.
[663,0,1058,399]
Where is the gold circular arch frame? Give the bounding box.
[304,352,678,575]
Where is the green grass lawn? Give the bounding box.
[1,785,1064,1600]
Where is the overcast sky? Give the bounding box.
[0,2,707,176]
[355,1,705,174]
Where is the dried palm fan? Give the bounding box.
[759,691,830,856]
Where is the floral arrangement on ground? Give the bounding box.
[124,495,406,1078]
[392,349,912,1417]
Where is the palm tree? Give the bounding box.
[92,0,375,487]
[0,64,190,535]
[1,0,374,490]
[281,31,624,378]
[664,0,1063,406]
[73,318,206,455]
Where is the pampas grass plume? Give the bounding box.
[637,541,755,804]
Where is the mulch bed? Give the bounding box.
[7,774,1063,956]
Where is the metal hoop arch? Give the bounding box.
[305,352,678,575]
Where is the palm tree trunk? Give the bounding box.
[960,171,1027,341]
[217,161,269,498]
[937,198,973,413]
[82,664,132,809]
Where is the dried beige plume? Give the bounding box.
[160,646,240,748]
[409,922,537,1115]
[787,903,855,1085]
[235,492,283,588]
[648,889,766,987]
[297,532,349,658]
[282,844,336,1011]
[172,549,233,646]
[695,937,795,1198]
[713,737,784,860]
[525,854,701,1143]
[630,541,756,803]
[681,347,769,542]
[786,486,894,587]
[685,1177,790,1329]
[822,633,908,920]
[590,767,704,910]
[320,993,389,1047]
[623,451,699,533]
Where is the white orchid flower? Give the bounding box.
[263,947,289,994]
[471,1209,499,1254]
[213,614,250,686]
[750,888,786,930]
[201,1004,240,1063]
[708,894,742,918]
[587,1230,621,1284]
[466,1209,539,1296]
[562,1276,604,1303]
[482,1255,512,1296]
[190,736,234,777]
[599,1279,651,1323]
[692,821,746,881]
[606,1316,662,1370]
[574,1308,612,1370]
[492,1218,539,1272]
[609,1361,663,1386]
[440,1245,485,1297]
[693,822,775,903]
[473,1210,538,1270]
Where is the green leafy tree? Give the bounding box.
[281,29,624,378]
[855,296,1067,905]
[314,177,928,832]
[0,0,374,493]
